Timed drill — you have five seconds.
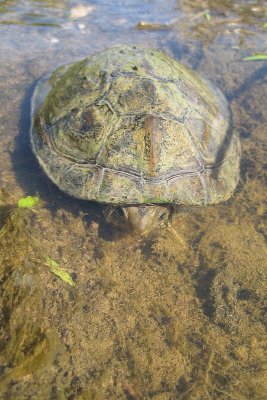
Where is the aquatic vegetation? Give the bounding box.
[203,11,211,21]
[244,53,267,61]
[44,256,76,287]
[17,195,39,208]
[136,21,172,30]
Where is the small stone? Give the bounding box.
[69,5,95,20]
[91,221,99,230]
[78,23,86,31]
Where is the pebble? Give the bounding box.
[69,5,95,20]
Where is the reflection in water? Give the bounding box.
[0,0,266,399]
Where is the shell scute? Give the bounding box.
[109,76,158,115]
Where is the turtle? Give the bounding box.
[30,45,241,234]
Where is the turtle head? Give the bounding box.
[104,205,172,234]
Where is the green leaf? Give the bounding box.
[44,257,76,287]
[263,23,267,28]
[243,54,267,61]
[204,11,211,21]
[17,196,39,208]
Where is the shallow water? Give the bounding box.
[0,1,266,399]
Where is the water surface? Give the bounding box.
[0,1,266,399]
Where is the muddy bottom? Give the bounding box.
[0,166,266,399]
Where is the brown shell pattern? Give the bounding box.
[30,45,241,205]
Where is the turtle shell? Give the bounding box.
[30,45,240,205]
